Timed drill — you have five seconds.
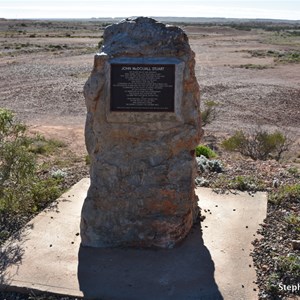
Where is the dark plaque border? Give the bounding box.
[110,64,175,112]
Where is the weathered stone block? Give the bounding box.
[81,17,202,248]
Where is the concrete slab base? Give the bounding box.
[0,179,267,300]
[196,188,268,300]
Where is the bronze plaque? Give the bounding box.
[110,64,175,112]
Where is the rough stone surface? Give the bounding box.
[81,17,202,248]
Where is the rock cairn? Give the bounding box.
[81,17,202,248]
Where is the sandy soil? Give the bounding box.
[0,20,299,160]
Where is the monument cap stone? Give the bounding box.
[81,17,203,248]
[102,17,190,56]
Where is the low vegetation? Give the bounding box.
[0,19,106,58]
[196,155,223,174]
[195,144,217,158]
[237,63,270,70]
[228,22,300,33]
[212,175,266,192]
[0,109,65,245]
[221,129,290,161]
[28,134,66,154]
[268,183,300,205]
[195,136,299,299]
[0,41,98,57]
[201,100,218,127]
[247,49,300,64]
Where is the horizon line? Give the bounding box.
[1,16,300,22]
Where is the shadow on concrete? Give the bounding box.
[78,223,223,300]
[0,225,30,286]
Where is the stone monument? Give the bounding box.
[81,17,202,248]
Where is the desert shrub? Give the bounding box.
[50,169,67,179]
[0,109,62,244]
[228,175,264,191]
[284,213,300,235]
[265,265,300,297]
[277,254,300,283]
[0,109,32,185]
[247,49,300,64]
[212,175,265,192]
[275,51,300,64]
[196,155,223,173]
[238,63,270,70]
[28,134,66,154]
[222,129,290,161]
[266,273,281,294]
[195,144,217,158]
[268,183,300,205]
[287,166,299,177]
[201,100,217,127]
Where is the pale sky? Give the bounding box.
[1,0,299,20]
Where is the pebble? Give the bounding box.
[291,240,300,250]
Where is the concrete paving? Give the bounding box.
[0,179,268,300]
[197,188,268,300]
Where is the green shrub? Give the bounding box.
[222,130,246,152]
[229,176,263,191]
[285,213,300,226]
[28,178,62,211]
[0,108,63,244]
[222,129,290,161]
[195,144,217,158]
[277,254,300,278]
[213,175,265,192]
[268,184,300,205]
[0,109,32,186]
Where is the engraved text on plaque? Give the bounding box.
[110,64,175,112]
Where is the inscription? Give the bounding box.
[110,64,175,112]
